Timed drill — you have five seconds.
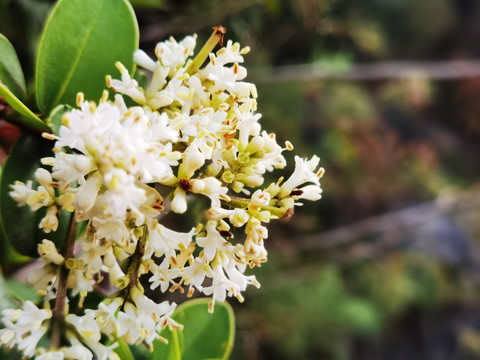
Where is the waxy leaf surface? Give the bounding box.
[36,0,139,112]
[0,135,71,256]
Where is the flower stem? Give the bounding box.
[186,25,226,76]
[120,225,147,306]
[51,215,77,348]
[224,195,289,218]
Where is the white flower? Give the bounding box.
[149,258,182,292]
[79,237,107,272]
[38,239,64,265]
[66,311,101,342]
[75,172,102,214]
[202,261,245,309]
[3,31,326,358]
[70,269,95,297]
[9,180,34,205]
[82,339,118,360]
[259,131,287,171]
[39,205,60,233]
[143,224,195,260]
[215,40,247,65]
[36,351,65,360]
[117,303,141,344]
[178,142,205,180]
[170,187,188,214]
[51,153,95,188]
[18,329,45,358]
[154,35,196,73]
[207,207,249,228]
[190,177,229,208]
[94,301,121,336]
[63,343,93,360]
[107,62,145,104]
[250,190,271,209]
[223,256,259,300]
[294,184,323,202]
[278,155,324,198]
[26,263,58,295]
[182,257,209,291]
[0,301,51,358]
[196,222,234,262]
[133,49,156,71]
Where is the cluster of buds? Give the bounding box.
[0,27,324,359]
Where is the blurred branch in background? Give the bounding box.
[298,186,480,251]
[251,60,480,83]
[137,0,261,42]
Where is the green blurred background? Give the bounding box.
[2,0,480,359]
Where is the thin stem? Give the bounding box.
[186,25,226,76]
[128,237,145,289]
[51,216,77,348]
[224,195,289,218]
[120,225,147,307]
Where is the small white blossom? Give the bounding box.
[278,155,324,198]
[0,301,51,358]
[4,30,324,358]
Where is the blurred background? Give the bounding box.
[2,0,480,359]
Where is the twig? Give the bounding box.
[250,60,480,83]
[51,216,77,348]
[295,187,480,251]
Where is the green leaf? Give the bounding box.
[130,0,165,9]
[0,270,15,312]
[113,337,135,360]
[35,0,139,112]
[0,134,72,256]
[0,34,26,100]
[0,83,51,132]
[0,35,49,131]
[152,326,182,360]
[152,299,235,360]
[6,278,41,303]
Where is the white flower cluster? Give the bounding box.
[1,31,324,359]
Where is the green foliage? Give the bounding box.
[130,0,165,8]
[113,338,136,360]
[153,298,235,360]
[0,83,49,131]
[0,270,15,312]
[249,267,382,359]
[0,35,49,131]
[35,0,139,112]
[0,34,26,100]
[5,278,41,304]
[0,134,71,256]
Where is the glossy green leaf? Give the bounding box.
[152,299,235,360]
[0,134,72,256]
[0,34,26,100]
[0,83,51,132]
[130,0,165,9]
[113,337,135,360]
[6,278,41,303]
[0,36,47,133]
[35,0,139,112]
[152,325,182,360]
